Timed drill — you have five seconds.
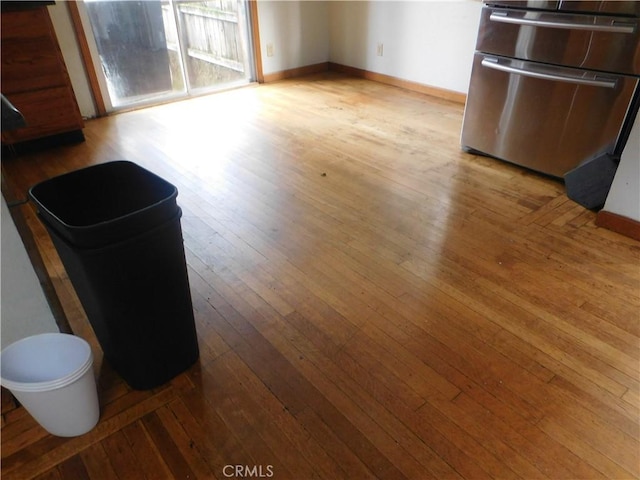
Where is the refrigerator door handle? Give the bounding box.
[489,11,636,34]
[481,57,618,88]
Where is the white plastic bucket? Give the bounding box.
[0,333,100,437]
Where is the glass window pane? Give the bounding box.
[85,0,186,107]
[84,0,253,109]
[176,1,252,90]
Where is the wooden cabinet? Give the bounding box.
[1,3,84,146]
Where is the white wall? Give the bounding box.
[1,198,59,349]
[255,0,482,92]
[328,0,482,93]
[257,0,329,75]
[48,2,97,119]
[603,112,640,221]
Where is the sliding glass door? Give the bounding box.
[83,0,254,109]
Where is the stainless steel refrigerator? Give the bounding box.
[461,1,640,207]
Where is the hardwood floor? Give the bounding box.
[2,73,639,479]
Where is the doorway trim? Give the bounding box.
[248,0,263,84]
[67,1,107,116]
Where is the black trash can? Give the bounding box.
[29,161,199,390]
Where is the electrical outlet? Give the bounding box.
[266,43,274,57]
[376,43,384,57]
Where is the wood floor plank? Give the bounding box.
[451,392,607,479]
[188,268,412,479]
[196,363,297,480]
[400,253,635,403]
[78,443,119,480]
[542,405,640,477]
[538,416,637,479]
[121,420,173,479]
[294,407,380,480]
[1,386,177,479]
[139,412,197,479]
[1,411,49,458]
[153,403,219,479]
[214,348,359,480]
[279,323,466,480]
[55,454,90,480]
[101,431,147,480]
[205,352,326,480]
[31,468,62,480]
[169,393,253,477]
[225,281,486,479]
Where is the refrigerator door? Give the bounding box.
[460,53,638,177]
[486,1,560,10]
[487,0,640,16]
[477,7,640,75]
[558,1,640,16]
